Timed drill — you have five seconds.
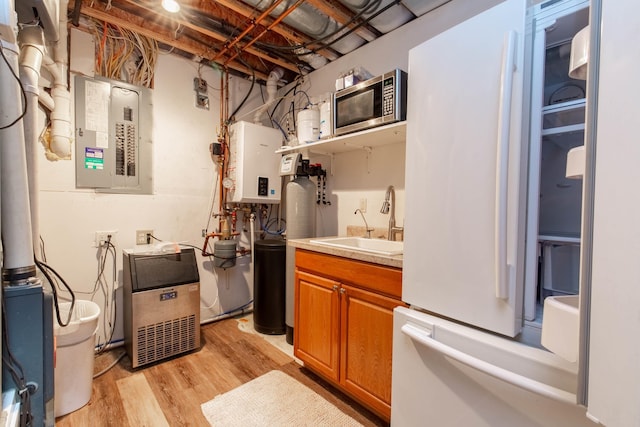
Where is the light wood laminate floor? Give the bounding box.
[54,316,387,426]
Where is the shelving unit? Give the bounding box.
[275,121,406,155]
[541,98,586,141]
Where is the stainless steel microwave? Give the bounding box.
[333,69,407,136]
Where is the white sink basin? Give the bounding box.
[541,295,579,363]
[309,237,403,256]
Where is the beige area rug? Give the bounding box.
[201,370,364,426]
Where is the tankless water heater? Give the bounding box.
[227,121,282,203]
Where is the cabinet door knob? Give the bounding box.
[339,288,346,295]
[333,285,339,291]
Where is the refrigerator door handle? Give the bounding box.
[494,30,517,300]
[401,323,577,404]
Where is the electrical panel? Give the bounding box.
[75,76,152,194]
[227,121,282,203]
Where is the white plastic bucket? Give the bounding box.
[54,300,100,417]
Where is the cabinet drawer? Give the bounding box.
[295,249,402,299]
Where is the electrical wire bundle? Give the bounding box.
[90,19,158,87]
[77,235,118,354]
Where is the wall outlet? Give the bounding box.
[95,230,117,247]
[136,229,153,245]
[196,94,209,110]
[193,77,207,93]
[359,198,367,213]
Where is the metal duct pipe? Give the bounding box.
[340,0,413,34]
[241,0,366,55]
[18,25,45,258]
[294,48,328,70]
[0,39,36,283]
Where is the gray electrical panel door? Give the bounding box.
[75,75,153,194]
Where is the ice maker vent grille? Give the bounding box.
[136,315,196,366]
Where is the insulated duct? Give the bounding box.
[340,0,413,34]
[293,48,328,70]
[240,0,366,55]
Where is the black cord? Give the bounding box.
[0,43,28,130]
[228,49,255,121]
[35,257,76,327]
[95,239,118,354]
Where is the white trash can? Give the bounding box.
[54,300,100,417]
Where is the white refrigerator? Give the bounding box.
[391,0,597,425]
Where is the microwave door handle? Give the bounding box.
[495,30,516,300]
[400,323,577,404]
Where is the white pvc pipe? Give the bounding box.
[0,39,35,274]
[41,53,72,160]
[42,0,72,161]
[253,68,284,124]
[38,89,54,111]
[19,26,45,258]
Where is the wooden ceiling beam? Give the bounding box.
[75,0,269,80]
[123,0,300,73]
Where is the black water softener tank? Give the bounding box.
[253,239,286,334]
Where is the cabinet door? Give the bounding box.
[340,284,404,420]
[294,270,340,382]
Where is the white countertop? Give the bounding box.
[287,237,403,269]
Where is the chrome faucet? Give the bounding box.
[354,209,374,238]
[380,185,404,241]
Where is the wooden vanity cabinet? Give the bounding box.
[294,249,405,421]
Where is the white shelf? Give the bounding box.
[538,234,581,244]
[275,121,406,155]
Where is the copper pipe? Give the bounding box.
[223,0,306,67]
[213,0,287,62]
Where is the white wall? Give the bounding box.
[39,41,257,346]
[40,0,507,346]
[264,0,504,237]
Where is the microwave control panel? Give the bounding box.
[383,76,396,116]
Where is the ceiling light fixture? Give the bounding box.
[162,0,180,13]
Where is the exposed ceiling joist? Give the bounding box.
[67,0,432,85]
[76,0,270,80]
